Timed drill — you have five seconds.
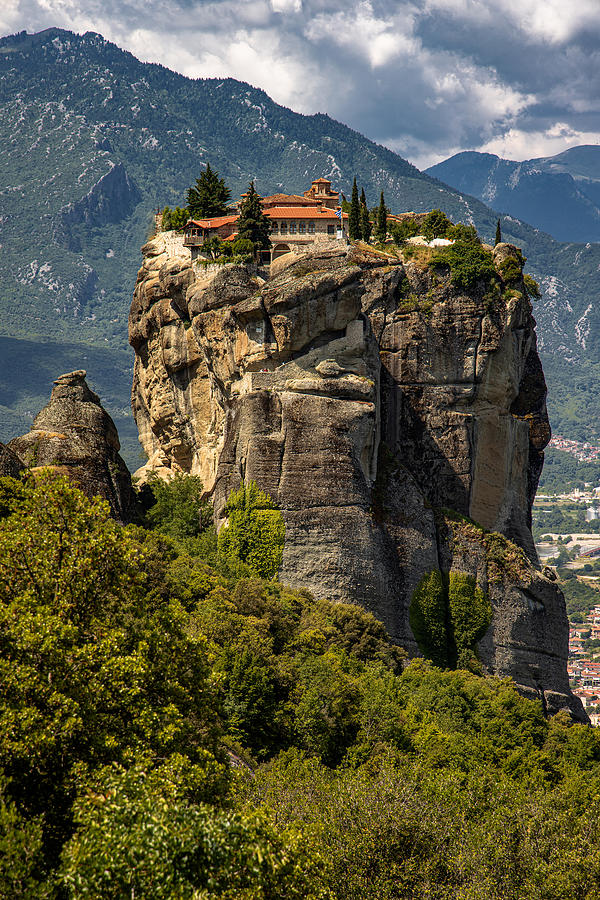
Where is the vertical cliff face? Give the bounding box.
[129,234,582,719]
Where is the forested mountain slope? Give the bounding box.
[1,27,600,460]
[427,147,600,244]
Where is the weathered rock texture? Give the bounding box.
[0,442,24,478]
[8,371,135,521]
[130,232,582,719]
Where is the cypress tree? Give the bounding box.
[360,200,372,243]
[375,191,387,243]
[235,182,271,251]
[349,178,361,240]
[495,219,502,246]
[360,187,367,207]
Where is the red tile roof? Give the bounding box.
[262,193,320,207]
[187,215,238,228]
[264,207,347,220]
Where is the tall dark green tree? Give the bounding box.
[186,163,231,219]
[235,182,271,251]
[374,191,388,243]
[360,187,367,207]
[360,198,372,243]
[349,178,361,240]
[495,219,502,246]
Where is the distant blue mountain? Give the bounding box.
[426,147,600,243]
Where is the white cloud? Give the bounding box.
[424,0,600,44]
[305,2,418,68]
[270,0,301,12]
[3,0,600,167]
[479,124,600,162]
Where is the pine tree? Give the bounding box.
[349,178,361,240]
[374,191,387,243]
[360,199,372,243]
[235,182,271,251]
[187,163,231,218]
[495,219,502,246]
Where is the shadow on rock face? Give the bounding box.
[128,240,583,720]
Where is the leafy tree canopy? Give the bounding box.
[4,472,600,899]
[60,757,330,900]
[0,472,223,869]
[218,480,285,579]
[161,206,189,230]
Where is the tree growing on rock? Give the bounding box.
[349,178,361,240]
[235,182,271,252]
[162,206,189,230]
[421,208,452,241]
[359,188,372,242]
[187,163,231,219]
[374,191,387,243]
[495,219,502,246]
[218,481,285,579]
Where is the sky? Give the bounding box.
[2,0,600,169]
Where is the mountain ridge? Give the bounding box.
[426,146,600,243]
[2,27,600,461]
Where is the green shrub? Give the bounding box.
[409,571,448,667]
[448,222,479,243]
[390,217,419,244]
[524,273,542,299]
[161,206,189,230]
[146,473,212,543]
[498,255,523,283]
[232,238,256,262]
[448,572,492,664]
[421,209,452,241]
[202,235,226,259]
[218,481,285,579]
[410,570,491,669]
[431,238,496,292]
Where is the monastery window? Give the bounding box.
[308,222,315,234]
[327,224,335,235]
[289,222,297,234]
[299,223,306,234]
[280,222,287,234]
[271,221,279,233]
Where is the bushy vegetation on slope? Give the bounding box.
[1,472,600,897]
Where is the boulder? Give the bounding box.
[8,370,135,521]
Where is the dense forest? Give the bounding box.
[2,471,600,898]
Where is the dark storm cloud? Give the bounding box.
[2,0,600,166]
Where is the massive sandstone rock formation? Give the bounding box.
[8,370,135,521]
[129,231,582,718]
